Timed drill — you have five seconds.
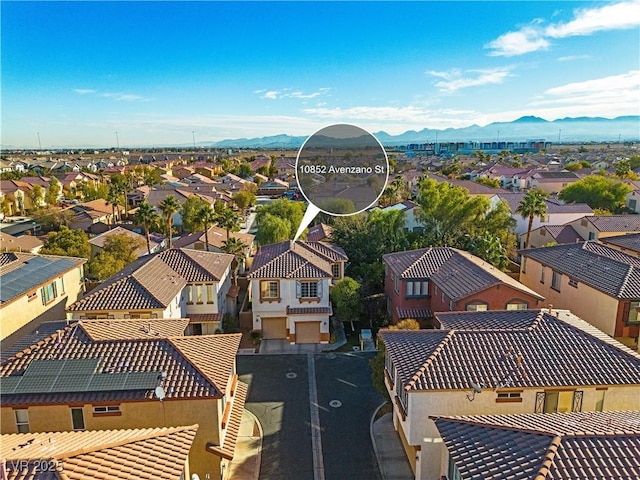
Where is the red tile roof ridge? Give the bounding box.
[406,330,455,392]
[527,310,547,332]
[533,435,562,480]
[49,424,200,461]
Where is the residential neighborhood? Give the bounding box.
[1,140,640,479]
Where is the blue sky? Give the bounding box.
[2,1,639,148]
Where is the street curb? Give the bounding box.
[246,409,263,480]
[370,401,389,480]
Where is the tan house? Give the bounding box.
[379,309,640,480]
[67,248,234,335]
[525,224,584,249]
[0,320,247,480]
[432,410,640,480]
[0,252,86,345]
[519,241,640,349]
[0,231,43,253]
[88,226,163,257]
[601,232,640,257]
[1,424,199,480]
[0,180,27,214]
[568,214,640,241]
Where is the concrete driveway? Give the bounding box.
[259,339,324,354]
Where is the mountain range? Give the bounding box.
[212,116,640,148]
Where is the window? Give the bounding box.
[27,291,37,302]
[551,271,562,291]
[497,392,522,402]
[59,277,65,294]
[581,218,588,227]
[331,263,340,278]
[71,408,85,430]
[568,278,578,288]
[536,391,582,413]
[260,280,279,300]
[394,275,399,294]
[186,286,193,304]
[206,284,214,304]
[540,266,545,284]
[588,231,596,240]
[297,281,320,298]
[628,301,640,324]
[15,409,29,433]
[41,281,58,305]
[441,292,445,302]
[196,285,203,303]
[506,301,528,310]
[448,454,462,480]
[466,302,488,311]
[93,405,121,414]
[406,281,428,297]
[449,300,453,311]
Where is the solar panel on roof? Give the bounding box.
[2,358,163,394]
[1,256,80,303]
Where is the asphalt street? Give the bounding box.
[237,352,383,480]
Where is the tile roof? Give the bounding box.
[380,309,640,391]
[0,324,241,404]
[2,424,198,480]
[67,248,232,312]
[189,313,222,323]
[432,411,640,480]
[601,233,640,254]
[520,241,640,299]
[195,226,255,251]
[0,232,43,252]
[207,381,248,461]
[79,318,189,341]
[541,225,584,244]
[0,321,69,363]
[88,226,154,256]
[584,214,640,232]
[307,223,333,242]
[396,307,433,319]
[287,306,333,315]
[0,253,86,305]
[496,193,593,214]
[383,247,544,301]
[248,241,347,279]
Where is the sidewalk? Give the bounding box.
[371,411,414,480]
[227,410,262,480]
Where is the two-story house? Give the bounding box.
[568,214,640,241]
[67,248,234,335]
[0,320,246,480]
[247,241,348,344]
[519,241,640,349]
[524,224,584,249]
[1,424,199,480]
[379,309,640,480]
[432,410,640,480]
[601,232,640,257]
[382,247,544,325]
[0,252,86,345]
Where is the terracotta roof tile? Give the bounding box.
[248,241,345,279]
[383,247,544,301]
[1,326,240,405]
[0,232,43,252]
[287,306,333,315]
[396,307,433,319]
[432,411,640,480]
[307,223,333,242]
[2,425,198,480]
[586,215,640,232]
[207,381,248,460]
[601,233,640,255]
[520,242,640,298]
[380,309,640,391]
[80,318,189,341]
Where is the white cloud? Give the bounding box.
[557,54,590,62]
[73,89,96,95]
[428,68,512,93]
[73,88,150,102]
[485,27,550,57]
[257,87,330,100]
[545,0,640,38]
[486,0,640,56]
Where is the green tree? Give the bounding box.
[221,237,248,285]
[616,159,632,179]
[110,173,130,217]
[159,195,180,248]
[564,162,583,172]
[255,213,291,245]
[196,204,217,250]
[40,226,91,258]
[474,177,501,188]
[135,201,160,255]
[106,182,124,227]
[516,189,548,249]
[233,190,256,216]
[237,163,253,179]
[330,277,362,323]
[28,184,44,211]
[216,204,240,240]
[32,207,74,231]
[86,233,144,280]
[79,182,109,201]
[559,176,631,213]
[255,199,306,244]
[45,177,62,205]
[181,195,211,232]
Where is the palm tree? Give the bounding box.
[216,205,240,240]
[196,204,217,251]
[159,195,180,248]
[135,201,159,255]
[222,237,248,285]
[516,189,548,249]
[106,183,123,228]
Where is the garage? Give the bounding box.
[295,322,321,344]
[261,317,287,339]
